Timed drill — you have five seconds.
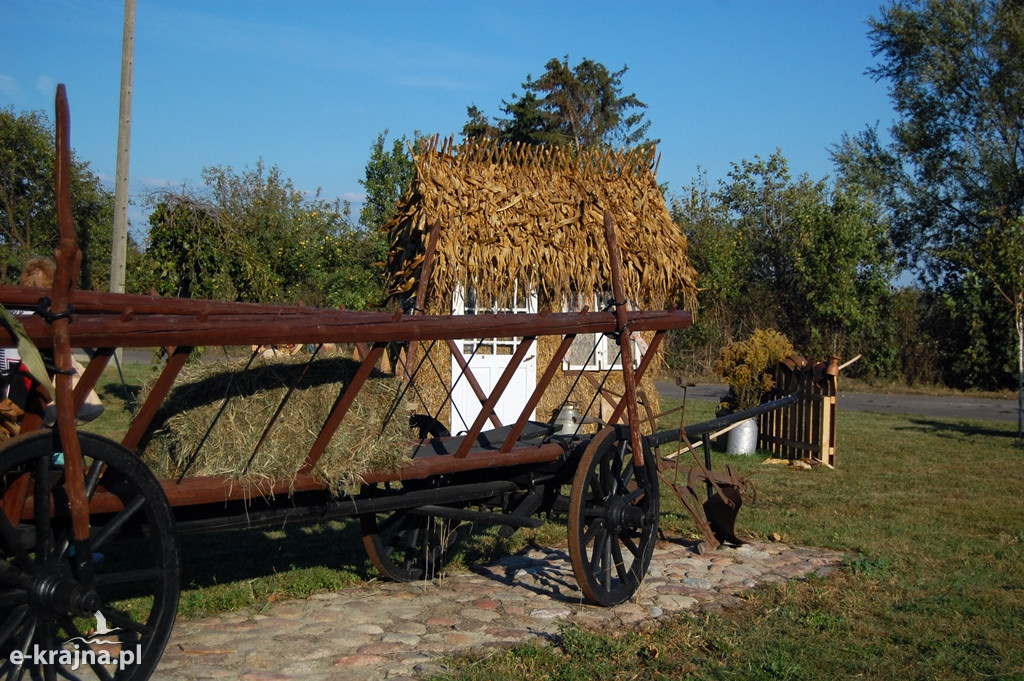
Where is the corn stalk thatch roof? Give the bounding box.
[383,137,698,313]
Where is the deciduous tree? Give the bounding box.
[837,0,1024,388]
[671,152,895,376]
[0,106,113,288]
[359,131,417,233]
[135,161,385,310]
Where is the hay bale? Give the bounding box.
[139,356,412,493]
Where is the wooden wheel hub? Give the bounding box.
[28,564,100,618]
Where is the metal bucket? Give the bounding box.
[553,402,583,436]
[726,418,759,455]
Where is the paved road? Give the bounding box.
[656,381,1019,424]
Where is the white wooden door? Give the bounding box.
[450,286,537,434]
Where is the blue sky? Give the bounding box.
[2,1,895,236]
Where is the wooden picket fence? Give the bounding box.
[757,357,839,468]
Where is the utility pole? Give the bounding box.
[110,0,135,296]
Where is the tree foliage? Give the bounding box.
[0,106,114,289]
[358,131,417,233]
[134,161,385,310]
[671,151,896,378]
[462,56,653,149]
[835,0,1024,388]
[867,0,1022,276]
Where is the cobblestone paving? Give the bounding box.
[153,539,844,681]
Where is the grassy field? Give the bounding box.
[82,361,1024,679]
[436,407,1024,681]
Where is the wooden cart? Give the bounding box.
[0,87,781,681]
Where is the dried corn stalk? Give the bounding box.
[383,137,698,313]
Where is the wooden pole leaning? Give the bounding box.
[52,85,95,580]
[602,210,646,468]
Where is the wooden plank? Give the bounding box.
[2,308,692,349]
[447,338,503,429]
[501,332,576,453]
[20,440,567,517]
[299,341,388,475]
[122,346,191,451]
[758,434,821,454]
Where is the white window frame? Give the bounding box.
[451,284,537,355]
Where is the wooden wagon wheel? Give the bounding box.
[568,425,660,606]
[359,482,467,583]
[0,431,179,681]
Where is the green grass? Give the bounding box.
[78,362,1024,678]
[435,407,1024,681]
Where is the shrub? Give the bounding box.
[714,328,795,411]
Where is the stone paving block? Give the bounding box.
[155,540,844,681]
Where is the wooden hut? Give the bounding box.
[383,137,698,434]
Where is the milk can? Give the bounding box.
[553,402,583,436]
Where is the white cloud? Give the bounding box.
[35,76,54,97]
[0,74,20,98]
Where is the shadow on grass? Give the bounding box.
[175,515,527,591]
[177,516,373,589]
[101,379,142,411]
[900,417,1022,441]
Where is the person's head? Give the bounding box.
[20,257,56,289]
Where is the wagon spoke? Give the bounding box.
[56,665,88,681]
[90,495,146,550]
[375,510,407,534]
[617,459,634,492]
[0,604,29,648]
[0,509,35,574]
[0,566,32,591]
[57,612,87,642]
[97,606,152,636]
[610,539,630,584]
[601,532,614,591]
[0,588,28,610]
[622,487,644,505]
[37,620,60,681]
[581,520,604,547]
[14,615,37,663]
[589,527,608,573]
[619,532,640,559]
[84,458,106,497]
[94,567,166,586]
